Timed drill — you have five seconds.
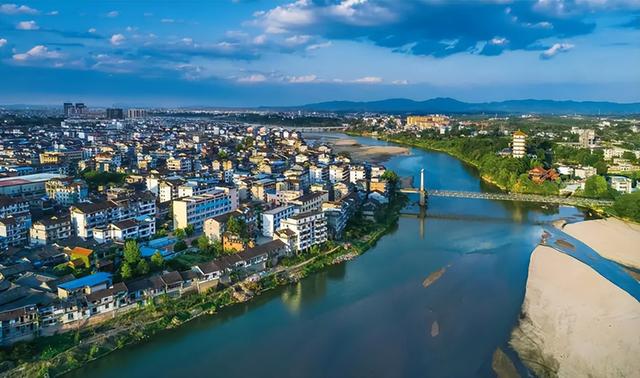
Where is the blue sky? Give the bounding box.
[0,0,639,106]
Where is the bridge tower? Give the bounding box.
[419,169,426,208]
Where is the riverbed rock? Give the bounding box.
[422,268,446,288]
[430,320,439,337]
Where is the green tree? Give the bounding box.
[583,175,610,199]
[123,240,141,266]
[174,240,188,252]
[185,224,195,236]
[120,262,134,280]
[622,151,637,164]
[226,216,247,239]
[174,228,186,239]
[613,191,640,221]
[197,234,210,251]
[381,170,399,190]
[136,259,150,275]
[150,251,165,270]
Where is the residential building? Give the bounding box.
[262,204,296,237]
[579,129,598,148]
[166,156,192,174]
[93,217,156,244]
[610,176,633,194]
[45,178,88,206]
[127,109,147,118]
[57,272,112,299]
[406,115,450,129]
[172,188,238,231]
[573,166,597,179]
[287,191,329,213]
[29,215,71,245]
[106,108,124,119]
[329,164,349,183]
[0,173,67,204]
[277,211,327,252]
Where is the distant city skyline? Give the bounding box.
[0,0,639,106]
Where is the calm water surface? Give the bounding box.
[69,133,595,378]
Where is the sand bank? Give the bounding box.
[510,245,640,377]
[562,218,640,269]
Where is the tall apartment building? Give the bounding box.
[45,178,88,206]
[262,204,296,237]
[106,108,124,120]
[512,130,527,158]
[127,109,147,118]
[579,129,597,148]
[172,188,238,231]
[277,211,327,252]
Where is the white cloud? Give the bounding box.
[0,3,38,15]
[12,45,62,61]
[110,33,126,45]
[284,34,311,45]
[253,34,267,45]
[288,74,317,83]
[48,10,58,16]
[489,37,509,45]
[238,74,267,83]
[106,10,119,18]
[88,28,97,33]
[306,41,332,50]
[540,42,574,59]
[0,38,6,47]
[16,20,38,30]
[161,18,175,23]
[353,76,383,83]
[391,79,408,85]
[144,12,153,17]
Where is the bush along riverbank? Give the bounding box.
[0,194,407,378]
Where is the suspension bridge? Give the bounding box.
[398,169,614,210]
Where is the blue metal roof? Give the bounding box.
[58,272,112,291]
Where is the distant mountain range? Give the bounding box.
[291,97,640,115]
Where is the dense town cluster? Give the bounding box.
[0,106,394,345]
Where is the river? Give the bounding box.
[68,133,594,378]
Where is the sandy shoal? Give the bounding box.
[510,245,640,377]
[562,218,640,269]
[357,146,410,156]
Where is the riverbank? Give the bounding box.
[510,245,640,377]
[561,218,640,270]
[1,195,407,378]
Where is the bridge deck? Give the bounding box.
[399,188,613,207]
